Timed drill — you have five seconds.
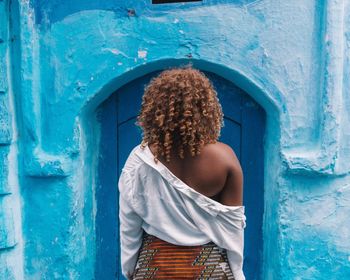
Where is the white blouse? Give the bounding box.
[118,144,247,280]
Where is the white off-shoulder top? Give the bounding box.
[118,144,246,280]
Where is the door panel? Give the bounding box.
[96,71,265,280]
[241,99,265,279]
[95,94,119,279]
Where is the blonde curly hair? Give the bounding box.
[137,66,224,163]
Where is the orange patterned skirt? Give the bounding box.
[132,232,235,280]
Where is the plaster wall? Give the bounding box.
[0,0,350,279]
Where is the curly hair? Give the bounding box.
[136,66,224,163]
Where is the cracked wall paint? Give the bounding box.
[1,0,350,279]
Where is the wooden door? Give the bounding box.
[96,71,265,279]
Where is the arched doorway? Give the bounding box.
[95,70,265,279]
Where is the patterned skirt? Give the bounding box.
[132,232,235,280]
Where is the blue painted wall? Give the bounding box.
[1,0,350,279]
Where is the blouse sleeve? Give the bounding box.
[119,172,143,279]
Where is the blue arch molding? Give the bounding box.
[81,60,284,280]
[75,59,283,278]
[80,57,279,280]
[95,69,266,279]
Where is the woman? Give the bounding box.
[118,67,246,280]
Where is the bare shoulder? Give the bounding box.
[202,142,243,206]
[201,142,241,170]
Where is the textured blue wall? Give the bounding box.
[1,0,350,279]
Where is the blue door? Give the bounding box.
[96,71,265,279]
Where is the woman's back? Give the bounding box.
[149,141,243,206]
